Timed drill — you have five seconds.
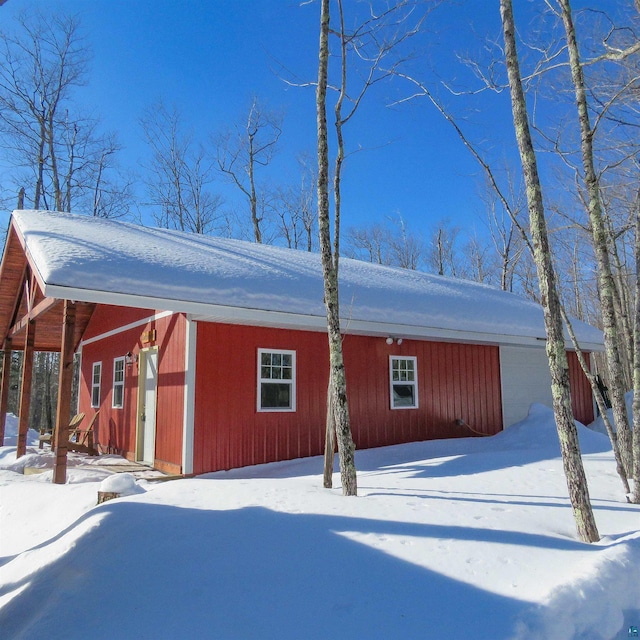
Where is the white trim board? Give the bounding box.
[182,316,197,475]
[79,310,174,347]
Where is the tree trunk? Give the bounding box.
[248,136,262,244]
[34,119,46,209]
[633,191,640,503]
[316,0,357,496]
[562,307,630,495]
[323,373,336,488]
[500,0,599,542]
[557,0,633,479]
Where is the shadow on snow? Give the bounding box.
[1,501,538,640]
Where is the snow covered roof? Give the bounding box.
[9,209,604,350]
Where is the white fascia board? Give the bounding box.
[45,283,604,352]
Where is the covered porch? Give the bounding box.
[0,219,96,483]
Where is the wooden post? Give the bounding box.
[0,339,12,446]
[53,300,76,485]
[16,322,35,458]
[97,491,121,504]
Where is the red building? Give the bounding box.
[0,210,603,479]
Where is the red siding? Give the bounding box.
[345,337,503,449]
[79,309,186,472]
[193,324,329,474]
[78,310,595,476]
[568,351,595,425]
[193,323,504,474]
[82,305,155,340]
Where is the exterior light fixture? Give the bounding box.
[125,351,138,366]
[386,337,393,345]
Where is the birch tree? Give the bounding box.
[556,0,634,482]
[634,194,640,503]
[316,0,357,495]
[500,0,599,543]
[316,0,434,493]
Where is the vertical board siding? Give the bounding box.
[79,310,186,471]
[567,351,594,425]
[79,309,595,476]
[81,305,155,340]
[193,324,329,474]
[193,324,504,474]
[154,313,187,468]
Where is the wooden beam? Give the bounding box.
[53,300,76,485]
[16,320,35,457]
[0,339,12,446]
[7,264,28,335]
[23,278,32,316]
[8,296,60,337]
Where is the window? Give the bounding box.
[258,349,296,412]
[112,357,125,409]
[390,356,418,409]
[91,362,102,408]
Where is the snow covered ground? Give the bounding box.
[1,407,639,640]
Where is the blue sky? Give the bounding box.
[0,0,618,242]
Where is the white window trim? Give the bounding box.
[257,348,296,413]
[112,356,125,409]
[389,355,419,410]
[91,361,102,408]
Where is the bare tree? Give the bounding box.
[389,214,423,269]
[317,0,357,496]
[426,219,461,276]
[272,157,317,251]
[0,10,87,210]
[500,0,599,543]
[345,223,392,265]
[346,213,423,269]
[0,10,130,217]
[463,231,493,285]
[316,0,433,493]
[141,102,223,234]
[216,97,282,243]
[85,134,134,219]
[556,0,635,482]
[482,175,527,292]
[634,188,640,503]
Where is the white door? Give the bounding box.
[140,351,158,466]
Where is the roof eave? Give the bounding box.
[43,283,604,352]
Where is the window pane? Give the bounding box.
[406,361,415,380]
[393,384,415,407]
[114,359,124,382]
[261,383,291,409]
